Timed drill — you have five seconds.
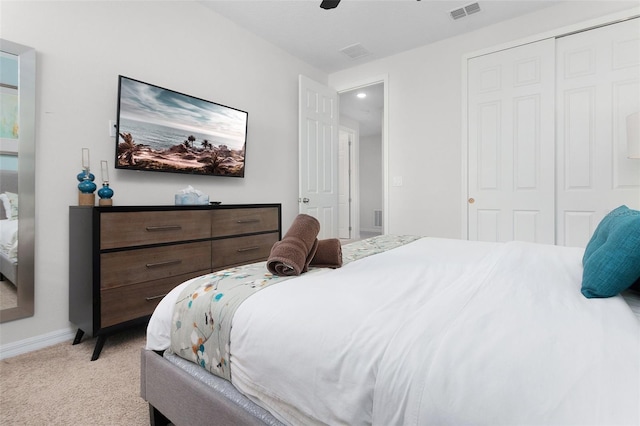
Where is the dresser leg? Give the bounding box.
[91,335,107,361]
[72,329,85,345]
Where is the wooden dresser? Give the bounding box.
[69,204,281,360]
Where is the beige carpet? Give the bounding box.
[0,325,149,425]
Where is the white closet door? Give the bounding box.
[556,19,640,248]
[467,39,556,243]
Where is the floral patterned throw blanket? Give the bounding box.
[169,234,422,381]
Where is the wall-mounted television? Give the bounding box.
[115,75,248,177]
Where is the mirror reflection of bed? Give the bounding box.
[0,38,35,323]
[0,169,18,310]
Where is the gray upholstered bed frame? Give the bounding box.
[140,349,277,426]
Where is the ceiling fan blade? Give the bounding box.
[320,0,340,10]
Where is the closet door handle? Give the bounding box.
[145,259,182,268]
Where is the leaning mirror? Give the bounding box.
[0,39,35,322]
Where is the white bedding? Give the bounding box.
[148,237,640,425]
[0,219,18,261]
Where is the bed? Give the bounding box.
[0,169,18,287]
[141,210,640,425]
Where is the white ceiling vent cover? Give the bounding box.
[340,43,371,60]
[450,2,481,20]
[465,2,481,15]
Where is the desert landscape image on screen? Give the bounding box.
[116,76,248,177]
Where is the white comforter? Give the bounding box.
[0,219,18,260]
[150,237,640,425]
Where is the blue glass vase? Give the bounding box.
[78,178,97,194]
[77,170,97,206]
[98,183,114,199]
[98,183,114,206]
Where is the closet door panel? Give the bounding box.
[556,18,640,247]
[468,38,555,243]
[564,88,595,189]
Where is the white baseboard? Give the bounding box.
[0,327,75,360]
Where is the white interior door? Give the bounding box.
[298,75,339,239]
[556,19,640,247]
[467,38,556,243]
[338,128,352,239]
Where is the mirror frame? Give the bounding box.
[0,39,36,322]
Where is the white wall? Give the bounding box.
[329,2,639,239]
[0,1,325,348]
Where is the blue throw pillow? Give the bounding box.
[581,205,640,298]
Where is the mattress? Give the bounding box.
[148,236,640,425]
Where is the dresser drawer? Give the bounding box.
[211,207,279,238]
[212,232,279,269]
[100,241,212,289]
[100,270,207,328]
[100,210,211,249]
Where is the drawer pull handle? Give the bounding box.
[237,219,259,224]
[146,225,182,232]
[145,293,168,302]
[146,259,182,268]
[237,246,260,253]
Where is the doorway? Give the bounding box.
[338,83,384,242]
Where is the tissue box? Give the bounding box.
[174,193,209,205]
[175,185,210,205]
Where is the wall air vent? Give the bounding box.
[374,210,383,228]
[339,43,371,60]
[450,2,481,20]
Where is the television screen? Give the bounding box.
[115,76,248,177]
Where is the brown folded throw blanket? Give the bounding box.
[309,238,343,269]
[267,214,320,276]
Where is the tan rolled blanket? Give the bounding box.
[267,214,320,276]
[309,238,343,269]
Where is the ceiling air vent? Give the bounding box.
[464,2,481,15]
[450,7,466,20]
[450,2,481,20]
[339,43,371,60]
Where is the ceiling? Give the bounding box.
[200,0,567,74]
[198,1,635,137]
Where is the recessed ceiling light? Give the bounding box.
[357,93,367,99]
